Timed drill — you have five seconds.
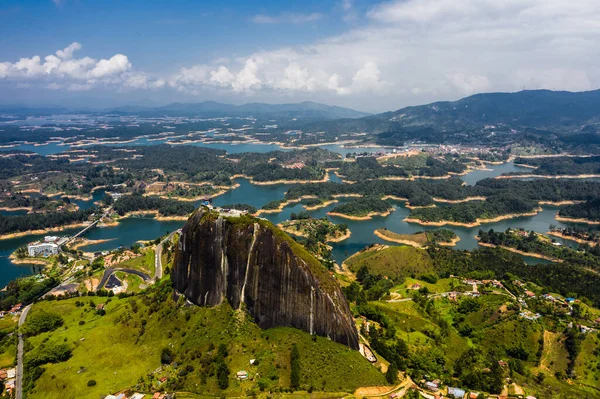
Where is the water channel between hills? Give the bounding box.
[0,150,594,288]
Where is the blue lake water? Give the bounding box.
[0,158,592,288]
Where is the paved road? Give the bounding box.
[154,229,180,281]
[16,304,32,399]
[97,268,151,290]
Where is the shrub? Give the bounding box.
[87,380,97,387]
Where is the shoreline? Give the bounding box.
[255,196,318,216]
[119,210,190,221]
[68,238,115,250]
[230,173,330,186]
[538,200,585,206]
[432,196,487,204]
[303,199,339,211]
[327,209,394,221]
[546,231,599,246]
[9,253,54,266]
[496,174,600,180]
[477,242,562,262]
[374,229,460,247]
[404,208,542,228]
[555,216,600,225]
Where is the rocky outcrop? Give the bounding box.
[173,208,359,349]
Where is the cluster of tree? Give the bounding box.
[512,155,600,176]
[329,196,392,217]
[564,327,584,378]
[168,184,220,198]
[0,277,59,310]
[474,178,600,202]
[335,155,468,182]
[290,211,311,220]
[0,193,74,212]
[425,229,458,244]
[454,348,504,394]
[0,207,98,235]
[113,195,195,216]
[559,199,600,221]
[23,342,73,393]
[280,178,600,211]
[410,195,537,224]
[478,228,600,268]
[22,311,64,336]
[111,145,338,185]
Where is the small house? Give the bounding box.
[425,381,439,391]
[236,370,249,380]
[448,387,466,399]
[96,303,105,311]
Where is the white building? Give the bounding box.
[27,242,59,257]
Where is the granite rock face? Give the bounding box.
[173,208,359,349]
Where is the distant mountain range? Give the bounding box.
[0,101,370,121]
[305,89,600,135]
[3,89,600,134]
[106,100,371,120]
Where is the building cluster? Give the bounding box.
[282,162,305,169]
[0,367,16,396]
[411,379,538,399]
[27,235,65,257]
[103,392,173,399]
[0,303,22,319]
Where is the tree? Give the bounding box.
[217,360,230,389]
[385,362,398,384]
[290,344,301,390]
[160,347,173,364]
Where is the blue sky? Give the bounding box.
[1,0,599,112]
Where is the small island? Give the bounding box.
[374,228,460,247]
[327,197,394,220]
[278,213,350,268]
[279,214,350,243]
[405,196,540,227]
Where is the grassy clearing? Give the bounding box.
[345,246,434,281]
[24,281,384,399]
[538,331,569,375]
[114,248,155,275]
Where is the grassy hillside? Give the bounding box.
[23,279,385,399]
[344,245,434,280]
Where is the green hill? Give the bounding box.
[22,280,385,399]
[344,245,434,280]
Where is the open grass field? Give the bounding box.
[344,245,434,281]
[538,331,569,376]
[23,281,385,399]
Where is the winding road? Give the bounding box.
[16,304,32,399]
[97,268,151,290]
